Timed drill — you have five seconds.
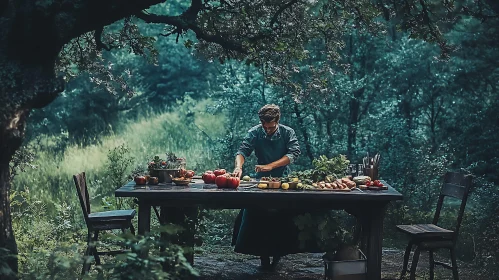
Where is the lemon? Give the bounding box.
[242,175,251,181]
[281,183,289,190]
[292,177,299,182]
[297,183,303,188]
[258,183,268,189]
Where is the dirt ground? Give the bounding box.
[195,246,481,280]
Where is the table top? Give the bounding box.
[115,179,402,208]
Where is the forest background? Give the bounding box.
[3,0,498,279]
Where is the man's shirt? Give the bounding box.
[236,124,301,177]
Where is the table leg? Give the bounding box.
[160,206,197,265]
[364,205,387,280]
[138,201,151,235]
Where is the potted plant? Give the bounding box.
[148,153,186,183]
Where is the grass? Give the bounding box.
[12,98,227,212]
[10,98,229,277]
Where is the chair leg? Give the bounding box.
[409,247,421,280]
[450,248,459,280]
[429,250,435,280]
[93,230,101,265]
[81,231,92,275]
[400,241,413,279]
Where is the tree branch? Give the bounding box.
[136,11,247,54]
[60,0,164,47]
[95,26,111,51]
[270,0,300,27]
[30,76,65,109]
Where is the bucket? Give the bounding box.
[323,249,367,280]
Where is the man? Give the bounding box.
[231,104,302,270]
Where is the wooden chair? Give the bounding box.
[396,172,472,280]
[73,172,136,274]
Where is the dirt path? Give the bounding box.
[195,246,481,280]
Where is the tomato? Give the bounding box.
[366,181,371,186]
[134,176,147,185]
[178,168,187,177]
[161,161,167,166]
[373,180,381,187]
[202,172,216,183]
[214,169,226,177]
[215,174,228,188]
[185,170,195,178]
[227,176,240,189]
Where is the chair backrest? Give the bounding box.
[432,171,473,241]
[73,172,91,225]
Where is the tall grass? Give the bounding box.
[12,98,226,211]
[10,98,228,277]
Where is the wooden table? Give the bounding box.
[115,179,402,280]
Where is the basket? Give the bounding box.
[323,249,367,280]
[267,181,281,189]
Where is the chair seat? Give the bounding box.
[419,240,454,249]
[396,224,454,239]
[88,209,136,222]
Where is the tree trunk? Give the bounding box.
[0,59,63,277]
[0,110,30,279]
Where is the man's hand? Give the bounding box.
[255,164,273,173]
[233,167,243,178]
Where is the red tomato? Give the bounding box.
[214,169,226,177]
[185,170,195,178]
[215,174,228,188]
[134,176,147,185]
[227,176,240,189]
[161,161,167,166]
[202,172,216,183]
[366,181,371,186]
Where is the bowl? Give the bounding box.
[172,178,191,186]
[268,181,281,189]
[148,177,159,185]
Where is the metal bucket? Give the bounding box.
[323,249,367,280]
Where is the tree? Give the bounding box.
[1,0,498,277]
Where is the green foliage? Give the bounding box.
[9,146,37,181]
[312,155,350,181]
[107,144,135,190]
[148,153,185,170]
[97,227,198,280]
[294,211,355,254]
[0,248,16,279]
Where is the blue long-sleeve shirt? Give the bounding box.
[236,124,301,178]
